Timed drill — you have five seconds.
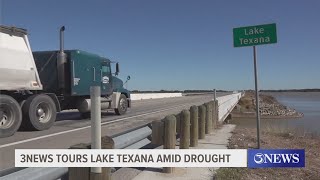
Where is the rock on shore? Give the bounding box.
[238,92,303,117]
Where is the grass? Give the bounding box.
[238,96,254,111]
[213,168,245,180]
[237,91,286,113]
[213,125,320,180]
[263,123,319,139]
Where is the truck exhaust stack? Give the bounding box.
[59,26,65,53]
[57,26,67,90]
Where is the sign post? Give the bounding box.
[253,45,261,149]
[233,23,277,149]
[90,86,102,175]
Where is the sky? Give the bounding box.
[1,0,319,91]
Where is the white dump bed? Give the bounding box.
[0,26,42,90]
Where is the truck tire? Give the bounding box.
[21,94,57,131]
[115,94,128,115]
[0,95,22,138]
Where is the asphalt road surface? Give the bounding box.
[0,93,228,171]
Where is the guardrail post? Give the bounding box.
[69,137,114,180]
[210,102,214,130]
[198,105,206,139]
[180,110,190,149]
[100,136,114,180]
[190,106,198,147]
[175,113,181,135]
[205,103,212,134]
[69,144,90,180]
[163,115,176,173]
[213,100,219,128]
[151,120,164,145]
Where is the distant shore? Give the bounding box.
[260,88,320,92]
[130,89,320,93]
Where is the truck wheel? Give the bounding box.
[115,94,128,115]
[0,95,22,138]
[22,94,57,131]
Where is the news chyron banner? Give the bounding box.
[15,149,305,168]
[15,149,246,167]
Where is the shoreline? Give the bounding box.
[213,92,320,180]
[231,113,303,119]
[235,92,304,119]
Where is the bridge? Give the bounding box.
[0,92,243,179]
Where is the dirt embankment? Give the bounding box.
[233,91,303,118]
[213,127,320,180]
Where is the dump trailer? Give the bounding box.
[0,25,131,138]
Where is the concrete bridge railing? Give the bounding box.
[216,93,243,122]
[131,92,243,122]
[131,93,183,100]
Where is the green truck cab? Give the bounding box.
[33,49,131,114]
[0,26,131,138]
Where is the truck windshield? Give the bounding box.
[102,66,111,74]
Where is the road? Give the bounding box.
[0,93,227,171]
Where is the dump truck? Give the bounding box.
[0,25,131,138]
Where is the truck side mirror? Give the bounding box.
[115,63,120,76]
[127,75,131,80]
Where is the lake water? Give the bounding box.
[231,92,320,135]
[271,92,320,135]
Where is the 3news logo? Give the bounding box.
[248,149,305,168]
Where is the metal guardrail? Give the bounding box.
[1,167,69,180]
[0,124,152,180]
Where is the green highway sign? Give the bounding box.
[233,23,277,47]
